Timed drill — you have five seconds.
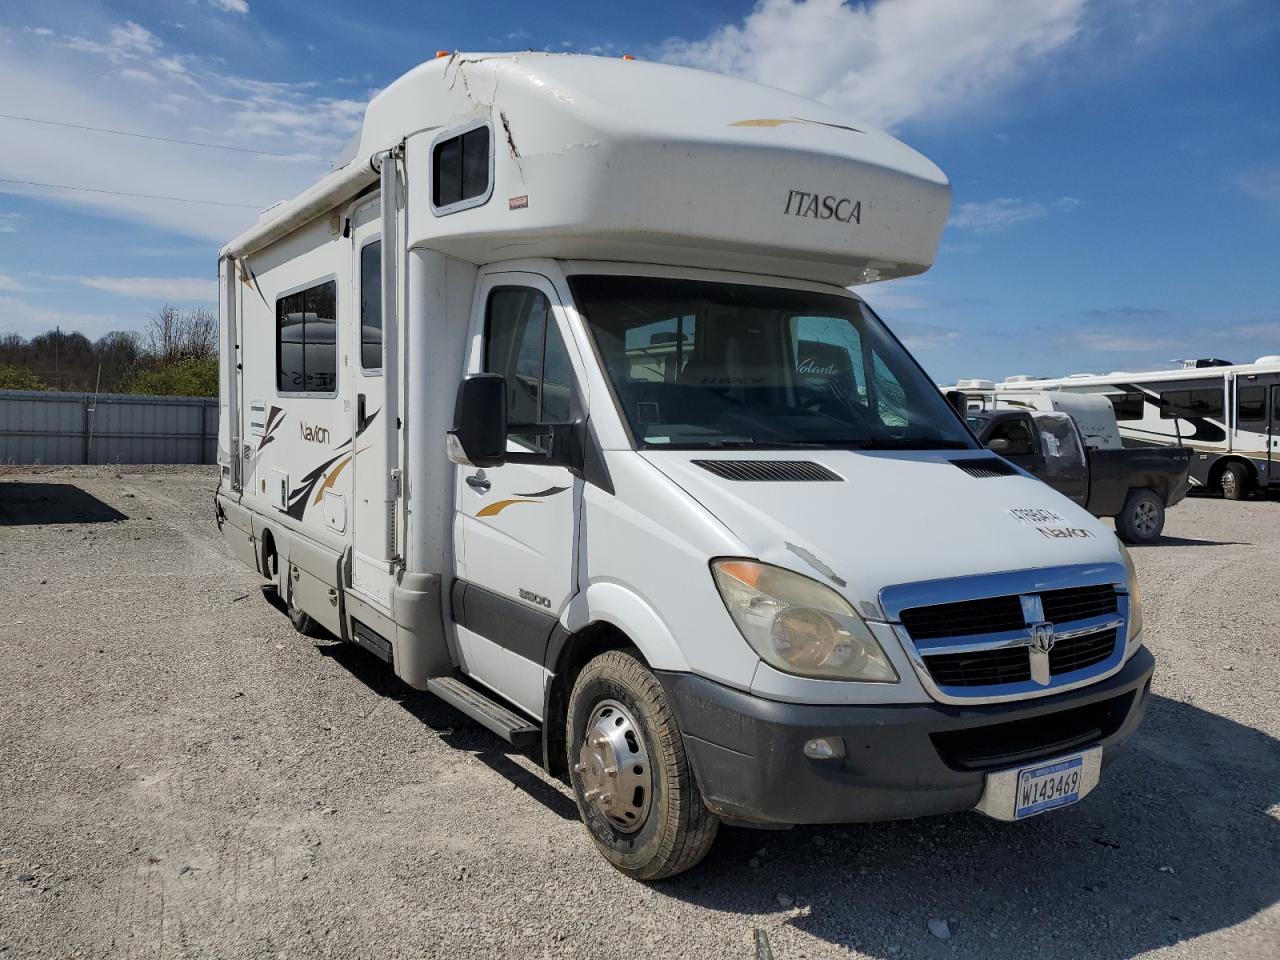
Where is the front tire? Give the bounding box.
[566,650,718,880]
[1220,462,1249,501]
[1116,488,1165,544]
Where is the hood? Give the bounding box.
[641,449,1121,619]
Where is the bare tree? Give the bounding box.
[144,305,217,363]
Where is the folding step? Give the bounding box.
[425,676,540,747]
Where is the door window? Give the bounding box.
[359,240,382,370]
[989,417,1037,456]
[1034,413,1085,468]
[484,287,577,450]
[1237,386,1266,423]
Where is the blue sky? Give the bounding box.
[0,0,1277,382]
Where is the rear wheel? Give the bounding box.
[287,592,316,636]
[566,650,718,880]
[1220,462,1250,501]
[1116,489,1164,544]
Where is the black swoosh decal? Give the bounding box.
[515,486,569,498]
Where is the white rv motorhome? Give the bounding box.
[993,359,1280,499]
[216,52,1153,880]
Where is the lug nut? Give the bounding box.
[573,762,586,773]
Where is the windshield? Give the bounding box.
[568,275,975,451]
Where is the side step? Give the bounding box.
[425,676,541,748]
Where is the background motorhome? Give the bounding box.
[989,359,1280,500]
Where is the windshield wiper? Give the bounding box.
[857,437,972,450]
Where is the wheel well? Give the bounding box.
[260,527,278,579]
[1210,456,1256,486]
[542,622,639,781]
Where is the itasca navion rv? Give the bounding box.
[215,52,1153,879]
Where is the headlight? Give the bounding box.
[1118,543,1144,647]
[711,559,898,682]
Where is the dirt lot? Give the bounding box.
[0,466,1276,960]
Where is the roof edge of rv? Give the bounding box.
[220,152,383,262]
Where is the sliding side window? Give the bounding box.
[432,124,492,213]
[277,279,337,395]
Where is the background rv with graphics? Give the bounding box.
[990,359,1280,500]
[215,52,1153,880]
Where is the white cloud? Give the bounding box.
[0,213,19,233]
[75,276,217,301]
[0,22,362,240]
[0,273,29,292]
[0,295,118,339]
[1234,168,1280,204]
[210,0,251,14]
[949,196,1081,233]
[662,0,1086,130]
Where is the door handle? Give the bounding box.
[466,474,491,493]
[357,393,367,431]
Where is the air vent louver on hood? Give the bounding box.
[692,460,841,482]
[951,457,1017,479]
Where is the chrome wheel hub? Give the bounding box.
[1134,501,1158,536]
[575,699,652,833]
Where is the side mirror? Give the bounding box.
[448,373,507,468]
[944,390,967,415]
[986,437,1011,454]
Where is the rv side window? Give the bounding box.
[1237,385,1266,422]
[359,240,382,370]
[1108,391,1145,421]
[1160,388,1223,420]
[484,287,577,452]
[276,280,337,395]
[433,125,491,212]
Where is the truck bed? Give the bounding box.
[1086,446,1192,517]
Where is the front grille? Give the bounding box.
[900,596,1024,640]
[900,584,1118,641]
[925,647,1031,686]
[1050,628,1118,676]
[1042,584,1118,623]
[691,460,841,482]
[924,628,1119,688]
[932,691,1136,770]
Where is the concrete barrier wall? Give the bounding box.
[0,389,217,465]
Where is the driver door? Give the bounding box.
[454,272,581,716]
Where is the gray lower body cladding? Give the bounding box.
[658,647,1155,826]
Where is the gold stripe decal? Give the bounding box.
[312,454,352,505]
[476,498,539,518]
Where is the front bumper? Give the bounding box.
[658,646,1154,826]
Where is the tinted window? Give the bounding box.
[277,280,337,394]
[360,240,382,370]
[1237,385,1266,422]
[433,126,490,209]
[990,417,1037,456]
[1160,388,1223,420]
[484,288,576,451]
[1107,391,1145,421]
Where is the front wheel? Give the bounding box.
[567,650,718,880]
[1116,489,1165,544]
[1220,462,1250,501]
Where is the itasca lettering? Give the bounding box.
[784,189,861,224]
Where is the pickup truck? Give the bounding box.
[967,408,1192,543]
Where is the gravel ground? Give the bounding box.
[0,466,1276,960]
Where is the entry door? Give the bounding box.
[348,200,394,606]
[455,273,581,714]
[1272,386,1280,467]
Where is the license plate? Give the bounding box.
[1014,754,1084,819]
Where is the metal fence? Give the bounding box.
[0,389,217,465]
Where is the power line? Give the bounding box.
[0,177,266,209]
[0,112,316,160]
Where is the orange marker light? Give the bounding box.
[622,54,635,61]
[436,50,451,58]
